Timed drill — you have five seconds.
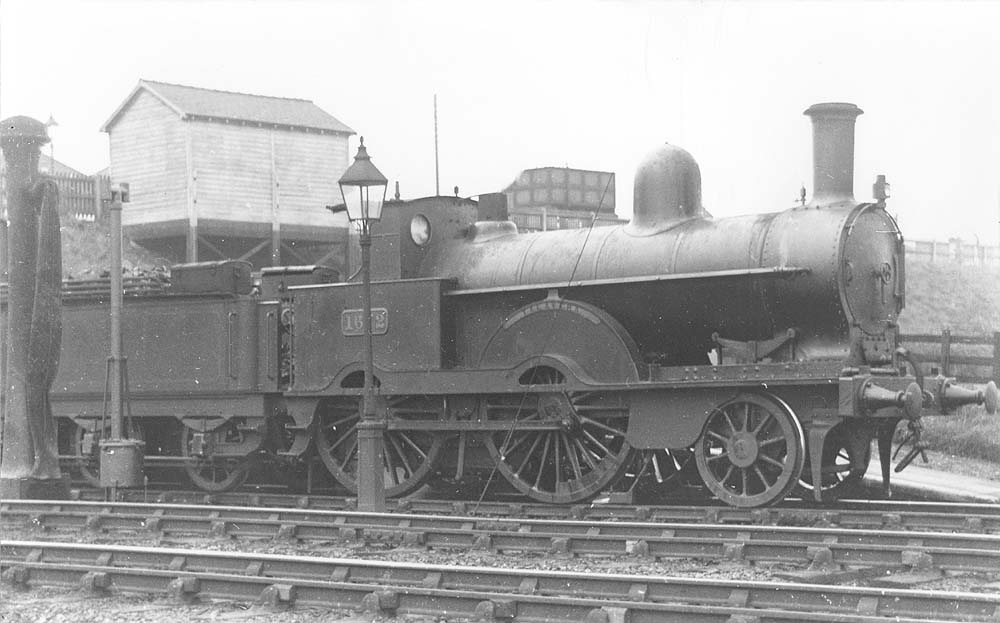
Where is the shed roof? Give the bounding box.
[101,79,355,135]
[0,152,87,178]
[39,153,87,177]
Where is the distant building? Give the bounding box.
[503,166,625,232]
[101,79,356,268]
[37,153,85,178]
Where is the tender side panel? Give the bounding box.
[52,295,259,398]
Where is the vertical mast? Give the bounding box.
[434,94,440,196]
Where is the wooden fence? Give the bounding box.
[899,330,1000,384]
[905,239,1000,267]
[48,172,110,221]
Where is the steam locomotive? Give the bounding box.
[9,102,998,508]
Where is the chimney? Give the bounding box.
[804,102,863,207]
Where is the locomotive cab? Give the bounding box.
[349,193,510,282]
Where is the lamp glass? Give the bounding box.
[337,138,388,224]
[339,183,387,223]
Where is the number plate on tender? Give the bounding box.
[341,308,389,336]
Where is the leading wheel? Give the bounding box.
[484,390,634,504]
[695,393,804,508]
[182,422,252,492]
[314,395,445,498]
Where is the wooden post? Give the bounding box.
[0,215,7,280]
[941,328,952,376]
[186,224,198,263]
[993,331,1000,382]
[91,175,102,220]
[185,127,198,263]
[269,131,280,267]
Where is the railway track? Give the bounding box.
[69,487,1000,533]
[4,540,999,622]
[5,500,1000,577]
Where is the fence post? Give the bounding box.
[92,175,102,220]
[993,331,1000,382]
[941,328,952,376]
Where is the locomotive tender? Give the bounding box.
[11,102,999,507]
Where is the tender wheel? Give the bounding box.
[314,395,445,498]
[182,422,252,492]
[73,421,143,487]
[484,390,635,504]
[695,393,805,508]
[798,424,871,499]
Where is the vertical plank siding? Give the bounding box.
[187,120,350,229]
[110,89,187,229]
[272,129,349,227]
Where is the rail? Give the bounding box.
[65,488,1000,533]
[3,540,997,621]
[4,500,1000,574]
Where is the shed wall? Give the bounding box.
[273,129,350,227]
[188,120,349,229]
[110,90,187,227]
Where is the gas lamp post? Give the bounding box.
[334,137,388,511]
[44,115,57,172]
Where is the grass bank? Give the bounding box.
[899,261,1000,335]
[919,405,1000,463]
[896,262,1000,469]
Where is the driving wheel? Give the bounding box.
[314,395,445,498]
[484,390,634,503]
[618,447,696,498]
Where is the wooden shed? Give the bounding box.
[101,79,355,268]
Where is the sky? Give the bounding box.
[2,0,998,244]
